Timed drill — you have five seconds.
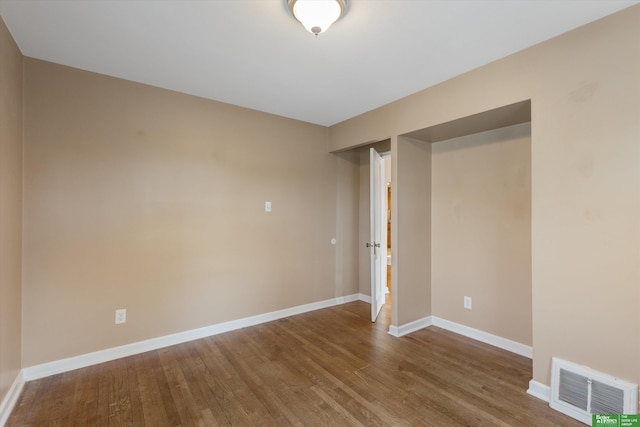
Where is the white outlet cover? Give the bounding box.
[115,308,126,324]
[265,201,271,212]
[464,296,472,309]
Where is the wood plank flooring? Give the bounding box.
[7,301,583,426]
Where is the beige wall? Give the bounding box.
[333,150,360,298]
[392,136,431,326]
[0,16,23,402]
[358,149,370,296]
[431,123,532,345]
[330,5,640,390]
[22,59,359,366]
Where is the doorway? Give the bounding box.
[382,153,392,295]
[367,147,392,323]
[352,140,393,325]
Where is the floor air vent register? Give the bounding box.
[550,357,638,425]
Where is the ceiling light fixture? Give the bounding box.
[287,0,347,36]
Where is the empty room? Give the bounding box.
[1,1,639,425]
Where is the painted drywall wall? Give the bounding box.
[392,136,431,327]
[431,123,532,346]
[333,150,360,298]
[358,149,370,296]
[330,5,640,389]
[22,58,359,367]
[0,16,23,403]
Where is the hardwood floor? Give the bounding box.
[7,301,582,426]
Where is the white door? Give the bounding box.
[369,148,387,322]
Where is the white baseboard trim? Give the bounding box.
[387,316,533,360]
[431,316,533,358]
[22,293,361,382]
[388,316,433,337]
[527,379,551,402]
[0,370,25,427]
[358,293,371,304]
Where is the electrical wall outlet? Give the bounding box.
[265,201,272,212]
[463,296,472,310]
[115,308,126,324]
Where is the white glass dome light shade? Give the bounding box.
[289,0,346,35]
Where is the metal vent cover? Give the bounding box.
[591,380,624,415]
[550,358,638,425]
[559,368,588,411]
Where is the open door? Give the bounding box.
[369,148,387,322]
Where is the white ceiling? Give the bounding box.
[1,0,638,126]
